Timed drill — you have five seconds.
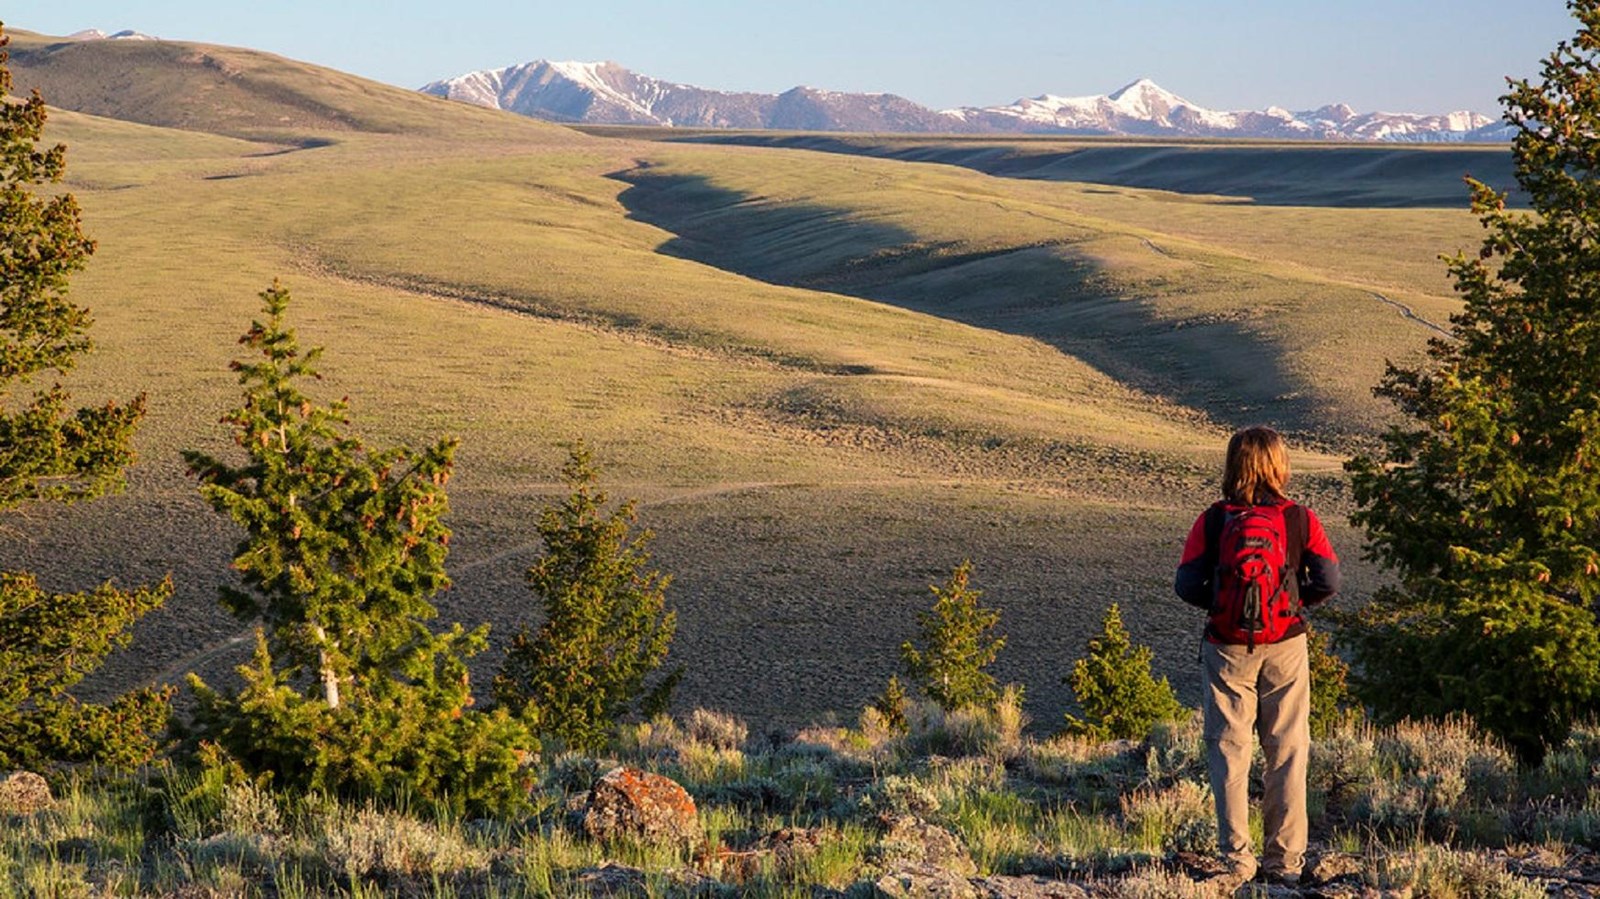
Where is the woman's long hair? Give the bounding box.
[1222,426,1289,505]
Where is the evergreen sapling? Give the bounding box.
[184,283,534,813]
[0,24,169,770]
[494,445,679,752]
[900,560,1005,711]
[1063,603,1186,742]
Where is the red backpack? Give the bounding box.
[1206,501,1305,646]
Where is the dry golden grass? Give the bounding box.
[0,35,1459,728]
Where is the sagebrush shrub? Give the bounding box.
[686,708,748,751]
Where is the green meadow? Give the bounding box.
[3,30,1491,730]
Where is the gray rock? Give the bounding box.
[975,874,1091,898]
[878,816,978,877]
[1307,852,1366,885]
[0,771,52,815]
[874,861,981,899]
[571,861,722,897]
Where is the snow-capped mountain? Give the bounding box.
[420,61,952,131]
[64,29,158,41]
[421,63,1504,142]
[948,79,1499,141]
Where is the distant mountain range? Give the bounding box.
[63,28,158,41]
[421,62,1511,143]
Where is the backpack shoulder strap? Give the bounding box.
[1283,501,1307,562]
[1281,501,1308,602]
[1203,502,1226,561]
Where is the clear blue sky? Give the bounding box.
[5,1,1577,115]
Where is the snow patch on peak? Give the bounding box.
[66,28,157,41]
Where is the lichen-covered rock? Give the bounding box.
[581,767,700,845]
[877,816,978,877]
[0,771,52,815]
[874,861,981,899]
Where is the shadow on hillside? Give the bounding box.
[665,134,1520,209]
[611,166,1322,437]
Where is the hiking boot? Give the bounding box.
[1210,863,1258,897]
[1258,868,1302,889]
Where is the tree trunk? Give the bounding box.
[312,624,340,708]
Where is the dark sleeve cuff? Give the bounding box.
[1300,553,1340,604]
[1175,561,1212,610]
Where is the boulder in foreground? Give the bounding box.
[0,771,52,815]
[582,766,700,844]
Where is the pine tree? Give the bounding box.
[1063,603,1185,741]
[871,674,911,734]
[493,445,679,752]
[1306,628,1354,739]
[184,283,535,812]
[0,24,168,770]
[1343,1,1600,760]
[900,561,1005,711]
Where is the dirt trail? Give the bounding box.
[143,477,975,689]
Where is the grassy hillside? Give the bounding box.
[0,33,1483,731]
[4,29,566,142]
[608,129,1517,208]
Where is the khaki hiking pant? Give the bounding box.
[1202,633,1309,879]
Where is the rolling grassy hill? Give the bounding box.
[605,129,1518,208]
[0,30,1485,730]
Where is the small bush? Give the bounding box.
[316,806,487,882]
[907,685,1026,759]
[870,675,911,734]
[1112,867,1212,899]
[1529,719,1600,801]
[1121,781,1215,854]
[1339,718,1516,840]
[1022,733,1128,786]
[1063,604,1187,742]
[685,708,748,751]
[1382,846,1546,899]
[901,561,1005,712]
[868,775,941,818]
[1308,627,1358,738]
[1530,786,1600,848]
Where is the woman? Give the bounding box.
[1174,426,1340,889]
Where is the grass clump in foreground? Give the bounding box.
[5,705,1596,897]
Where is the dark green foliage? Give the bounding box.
[493,445,679,752]
[0,27,143,511]
[1063,603,1186,741]
[184,284,535,813]
[871,674,910,733]
[1307,628,1355,739]
[1344,1,1600,760]
[900,560,1004,711]
[0,571,172,769]
[0,24,166,771]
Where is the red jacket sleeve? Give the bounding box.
[1299,507,1340,604]
[1173,508,1214,609]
